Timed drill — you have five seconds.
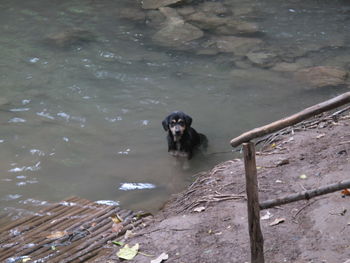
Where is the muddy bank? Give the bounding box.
[93,110,350,262]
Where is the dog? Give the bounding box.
[162,111,207,159]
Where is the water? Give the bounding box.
[1,0,349,223]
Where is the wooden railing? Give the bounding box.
[230,92,350,263]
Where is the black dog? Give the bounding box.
[162,111,207,159]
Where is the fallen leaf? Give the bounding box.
[112,222,123,233]
[316,133,326,139]
[46,230,68,239]
[341,189,350,196]
[22,257,31,263]
[269,218,285,226]
[110,214,123,224]
[112,241,125,246]
[299,174,307,180]
[276,159,289,166]
[275,179,283,183]
[193,206,205,212]
[117,243,139,260]
[151,252,169,263]
[261,211,272,220]
[124,230,134,240]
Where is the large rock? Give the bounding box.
[116,7,146,21]
[216,21,259,35]
[46,28,95,48]
[246,50,278,68]
[142,0,185,9]
[295,66,348,88]
[152,7,203,47]
[187,12,227,30]
[211,36,262,56]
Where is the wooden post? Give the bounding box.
[243,142,265,263]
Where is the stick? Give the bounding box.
[243,142,265,263]
[230,92,350,147]
[260,179,350,210]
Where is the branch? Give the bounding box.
[260,179,350,210]
[230,92,350,147]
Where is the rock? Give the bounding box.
[216,21,259,35]
[0,97,9,106]
[146,10,166,26]
[117,7,146,21]
[246,50,278,68]
[176,6,196,16]
[46,28,95,48]
[187,12,227,30]
[272,62,301,72]
[295,66,348,88]
[142,0,185,10]
[152,7,203,47]
[198,1,229,16]
[211,36,262,56]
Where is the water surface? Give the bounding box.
[1,0,349,223]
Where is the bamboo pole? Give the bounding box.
[243,142,265,263]
[260,179,350,210]
[231,92,350,147]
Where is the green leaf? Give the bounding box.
[117,243,139,260]
[112,241,124,246]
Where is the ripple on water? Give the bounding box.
[8,117,26,123]
[119,183,156,191]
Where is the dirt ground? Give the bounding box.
[99,112,350,263]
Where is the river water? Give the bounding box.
[1,0,349,222]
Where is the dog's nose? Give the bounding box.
[175,126,181,134]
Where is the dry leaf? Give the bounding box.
[193,206,205,212]
[269,218,285,226]
[124,230,134,240]
[151,252,169,263]
[261,211,272,220]
[110,214,123,224]
[316,133,326,139]
[341,189,350,196]
[112,222,123,233]
[22,257,31,263]
[299,174,307,180]
[46,230,68,239]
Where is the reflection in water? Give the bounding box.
[0,0,349,223]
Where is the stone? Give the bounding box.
[117,7,146,21]
[198,1,229,16]
[176,6,196,16]
[216,21,259,35]
[142,0,184,10]
[46,29,95,48]
[212,36,262,56]
[295,66,348,88]
[187,12,227,30]
[246,50,278,68]
[146,10,166,26]
[152,7,203,47]
[0,97,9,106]
[272,62,301,72]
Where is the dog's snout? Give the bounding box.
[175,126,181,134]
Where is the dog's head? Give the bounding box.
[162,111,192,141]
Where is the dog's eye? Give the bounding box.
[178,121,185,126]
[170,122,176,127]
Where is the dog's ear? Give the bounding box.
[162,117,169,131]
[183,114,192,127]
